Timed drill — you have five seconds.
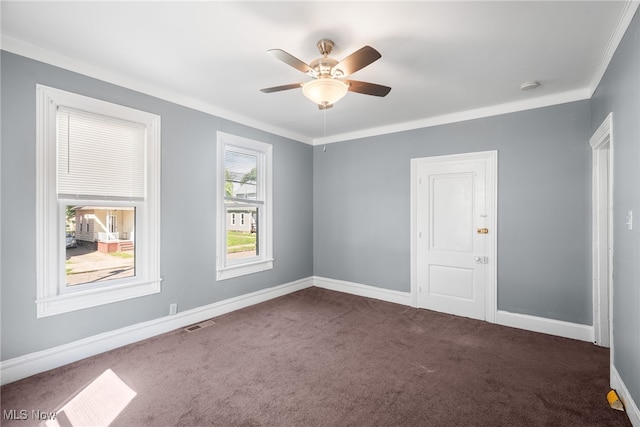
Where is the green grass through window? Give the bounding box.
[227,231,256,253]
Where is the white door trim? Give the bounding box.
[410,150,497,322]
[590,113,613,351]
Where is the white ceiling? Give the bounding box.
[1,1,637,145]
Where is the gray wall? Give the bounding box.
[0,52,314,360]
[314,101,592,325]
[591,7,640,410]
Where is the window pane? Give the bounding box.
[226,206,258,261]
[225,150,258,200]
[65,206,136,286]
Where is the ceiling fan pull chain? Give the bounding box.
[323,107,328,152]
[323,106,327,137]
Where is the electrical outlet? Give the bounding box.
[626,210,633,231]
[169,303,177,315]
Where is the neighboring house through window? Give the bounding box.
[216,132,273,280]
[36,85,161,317]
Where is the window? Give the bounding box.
[36,85,161,317]
[216,132,273,280]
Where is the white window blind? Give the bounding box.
[57,107,146,201]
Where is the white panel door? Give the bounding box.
[415,153,495,320]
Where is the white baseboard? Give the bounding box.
[0,277,313,385]
[0,276,607,387]
[312,276,413,306]
[612,365,640,427]
[495,310,594,342]
[312,277,595,344]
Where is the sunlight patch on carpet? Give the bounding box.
[45,369,136,427]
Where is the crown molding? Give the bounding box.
[0,35,313,145]
[312,88,592,146]
[588,0,640,96]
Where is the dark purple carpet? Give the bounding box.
[1,287,631,426]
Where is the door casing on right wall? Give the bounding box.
[590,113,614,353]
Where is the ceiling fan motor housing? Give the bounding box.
[310,57,340,77]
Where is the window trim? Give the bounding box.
[35,85,162,318]
[216,132,273,280]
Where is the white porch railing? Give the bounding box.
[97,232,119,242]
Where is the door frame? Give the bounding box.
[410,150,498,323]
[590,113,614,350]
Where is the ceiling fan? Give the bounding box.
[260,39,391,110]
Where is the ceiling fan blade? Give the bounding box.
[345,80,391,97]
[260,83,303,93]
[268,49,317,76]
[333,46,381,77]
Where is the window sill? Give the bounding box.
[217,258,274,281]
[36,279,162,318]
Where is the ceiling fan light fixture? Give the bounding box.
[302,78,349,106]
